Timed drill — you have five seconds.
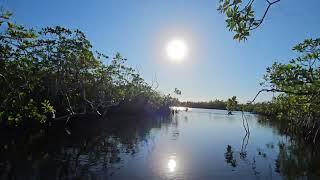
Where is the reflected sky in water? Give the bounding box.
[1,108,320,179]
[108,108,320,180]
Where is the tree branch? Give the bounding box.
[249,0,281,30]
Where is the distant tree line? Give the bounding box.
[180,99,227,110]
[180,96,240,115]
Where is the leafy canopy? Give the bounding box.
[218,0,280,41]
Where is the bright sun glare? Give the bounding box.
[167,159,177,172]
[166,39,188,62]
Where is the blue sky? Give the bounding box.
[4,0,320,102]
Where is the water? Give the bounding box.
[1,108,320,179]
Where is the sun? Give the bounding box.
[166,39,188,62]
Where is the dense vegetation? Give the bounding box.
[0,11,177,127]
[218,0,320,144]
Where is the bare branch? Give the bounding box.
[249,0,281,30]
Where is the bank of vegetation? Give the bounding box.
[218,0,320,144]
[0,11,177,128]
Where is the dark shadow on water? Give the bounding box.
[0,115,174,179]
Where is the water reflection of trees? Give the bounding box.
[225,115,320,179]
[224,132,261,177]
[274,139,320,179]
[0,115,173,179]
[257,115,320,178]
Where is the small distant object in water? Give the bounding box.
[185,107,188,112]
[227,111,232,115]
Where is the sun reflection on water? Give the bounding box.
[167,157,177,172]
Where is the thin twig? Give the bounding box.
[249,0,281,30]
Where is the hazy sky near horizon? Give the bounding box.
[4,0,320,102]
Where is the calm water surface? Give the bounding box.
[1,108,320,179]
